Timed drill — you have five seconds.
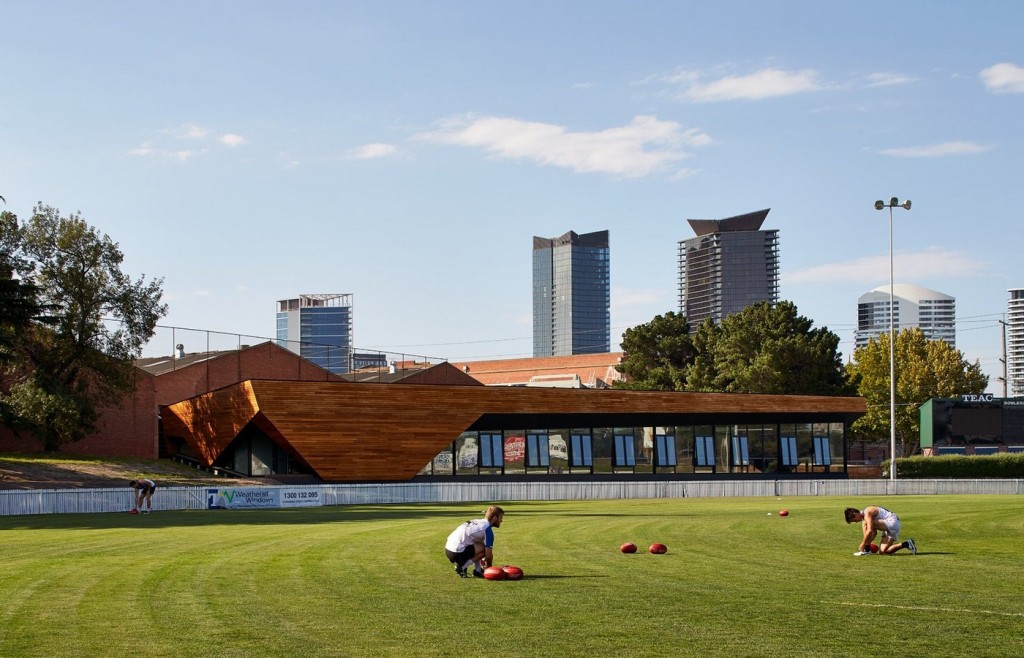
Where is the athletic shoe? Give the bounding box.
[143,510,150,514]
[472,568,485,578]
[853,550,871,556]
[455,565,468,578]
[906,538,917,555]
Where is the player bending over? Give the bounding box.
[444,505,504,578]
[845,506,917,556]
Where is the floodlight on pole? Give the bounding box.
[874,197,911,480]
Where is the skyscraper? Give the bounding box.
[854,284,956,348]
[276,294,353,374]
[1007,288,1024,396]
[533,230,610,357]
[677,209,779,327]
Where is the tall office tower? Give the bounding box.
[854,284,956,349]
[1008,288,1024,396]
[276,294,353,374]
[533,230,610,357]
[677,208,779,327]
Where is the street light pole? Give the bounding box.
[874,197,911,481]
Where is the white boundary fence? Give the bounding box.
[2,479,1022,517]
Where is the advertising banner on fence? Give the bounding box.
[280,487,323,508]
[207,487,324,510]
[207,487,279,509]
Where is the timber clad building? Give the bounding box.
[1,342,867,483]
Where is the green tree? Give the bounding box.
[0,204,167,450]
[846,328,988,456]
[614,311,693,390]
[684,301,853,395]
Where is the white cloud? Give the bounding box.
[219,133,248,147]
[173,123,209,139]
[864,72,916,88]
[677,68,822,102]
[981,62,1024,93]
[571,81,595,89]
[126,143,205,162]
[347,143,397,159]
[786,247,987,285]
[879,141,993,158]
[415,114,709,179]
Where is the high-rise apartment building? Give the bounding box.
[1007,288,1024,396]
[854,284,955,349]
[276,294,353,374]
[677,209,779,327]
[532,230,610,357]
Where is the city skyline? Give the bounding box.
[2,2,1021,393]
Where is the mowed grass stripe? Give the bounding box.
[1,496,1023,657]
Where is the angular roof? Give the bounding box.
[161,380,867,482]
[687,208,771,236]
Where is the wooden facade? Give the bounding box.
[161,380,867,482]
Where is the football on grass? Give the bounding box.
[483,566,506,580]
[870,543,879,554]
[649,543,668,554]
[502,565,524,580]
[129,509,139,515]
[620,542,638,554]
[778,509,789,517]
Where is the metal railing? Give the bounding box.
[1,479,1021,517]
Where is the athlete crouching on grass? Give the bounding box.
[845,506,917,556]
[444,505,504,578]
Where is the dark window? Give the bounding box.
[480,433,504,468]
[655,433,677,467]
[695,436,715,467]
[614,434,636,467]
[570,433,592,467]
[526,433,550,467]
[780,436,798,467]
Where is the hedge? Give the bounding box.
[883,453,1024,478]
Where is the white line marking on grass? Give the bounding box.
[823,601,1024,618]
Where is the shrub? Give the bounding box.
[883,453,1024,478]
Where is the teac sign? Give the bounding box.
[960,393,994,403]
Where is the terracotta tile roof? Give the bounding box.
[450,352,626,388]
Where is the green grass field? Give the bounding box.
[1,495,1022,657]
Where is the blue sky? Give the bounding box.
[2,2,1021,392]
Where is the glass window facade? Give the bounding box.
[678,212,779,326]
[276,294,353,374]
[422,421,850,479]
[533,231,610,356]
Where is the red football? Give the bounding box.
[870,543,879,554]
[778,509,789,517]
[129,509,140,515]
[620,542,638,554]
[483,566,506,580]
[502,565,524,580]
[649,543,668,554]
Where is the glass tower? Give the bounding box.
[677,209,779,327]
[533,230,610,357]
[276,294,353,374]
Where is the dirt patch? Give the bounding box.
[0,456,273,490]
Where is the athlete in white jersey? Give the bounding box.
[444,505,505,578]
[844,506,917,556]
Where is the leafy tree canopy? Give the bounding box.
[0,204,167,450]
[846,328,988,455]
[614,311,693,390]
[684,301,852,396]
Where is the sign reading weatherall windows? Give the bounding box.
[207,487,323,509]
